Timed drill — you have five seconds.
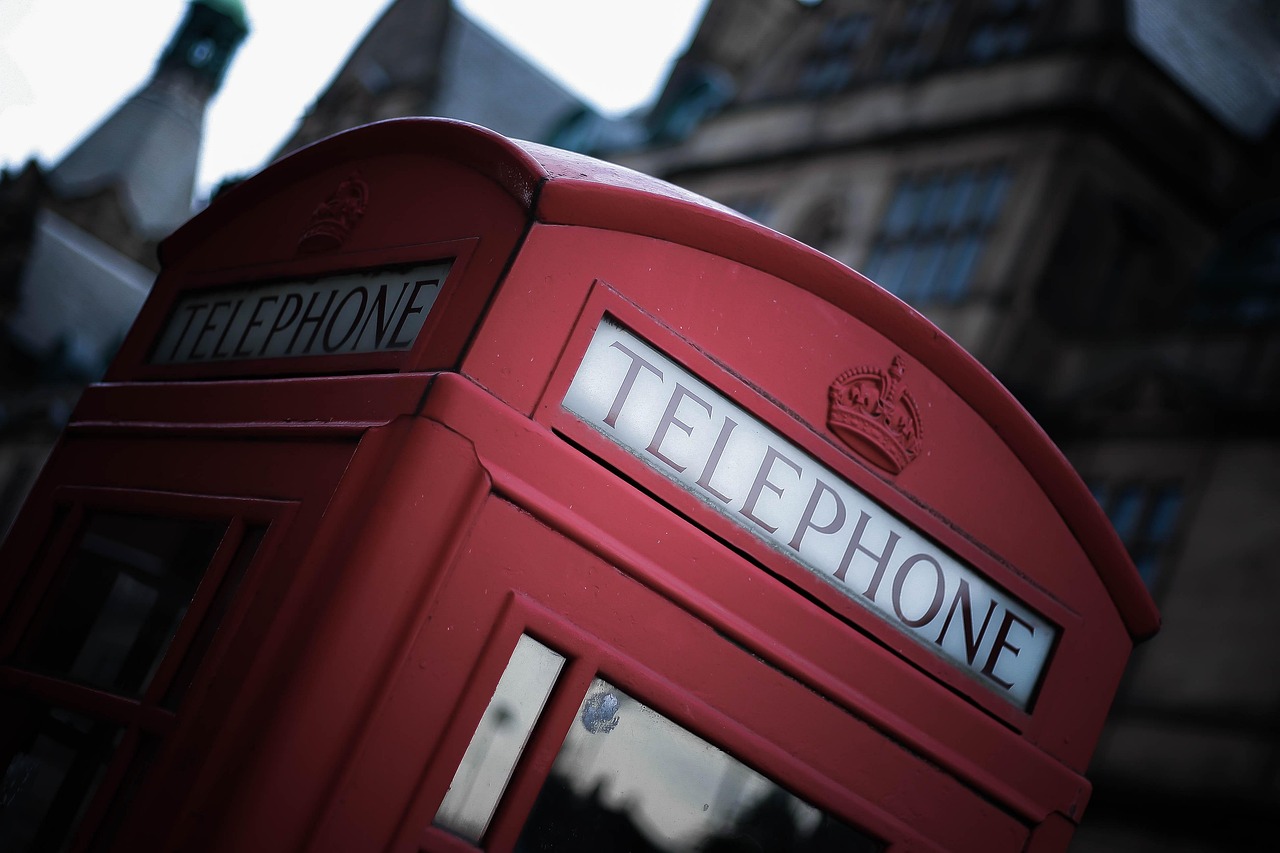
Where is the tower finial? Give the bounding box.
[156,0,250,94]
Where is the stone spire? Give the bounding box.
[49,0,249,238]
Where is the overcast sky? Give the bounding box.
[0,0,709,196]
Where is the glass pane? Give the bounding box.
[86,733,162,853]
[910,238,948,303]
[0,703,124,853]
[517,678,881,852]
[860,244,886,282]
[163,524,267,709]
[1107,486,1145,545]
[938,234,984,302]
[1134,552,1161,588]
[877,245,911,296]
[881,181,921,239]
[434,634,565,843]
[977,166,1011,227]
[937,169,978,231]
[1145,486,1184,545]
[23,511,227,697]
[915,174,948,232]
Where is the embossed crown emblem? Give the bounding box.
[298,172,369,254]
[827,355,923,474]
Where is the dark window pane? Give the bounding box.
[801,57,855,95]
[915,174,948,232]
[1145,486,1184,545]
[1134,552,1161,588]
[902,0,952,31]
[937,234,984,302]
[517,679,881,853]
[937,169,979,230]
[1107,486,1145,545]
[162,524,266,709]
[872,165,1007,306]
[86,734,161,853]
[0,703,123,853]
[909,238,948,302]
[884,246,916,297]
[976,167,1011,227]
[822,14,871,51]
[861,244,887,281]
[23,511,226,697]
[878,245,912,296]
[882,181,922,238]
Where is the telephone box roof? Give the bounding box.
[162,117,1160,639]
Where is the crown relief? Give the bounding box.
[297,171,369,254]
[827,355,923,474]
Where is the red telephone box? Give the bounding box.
[0,119,1158,852]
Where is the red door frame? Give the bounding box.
[0,432,359,851]
[316,496,1030,853]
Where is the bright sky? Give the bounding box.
[0,0,709,196]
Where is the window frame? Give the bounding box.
[0,486,297,853]
[862,163,1011,306]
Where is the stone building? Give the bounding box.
[271,0,619,167]
[0,0,603,536]
[0,0,250,534]
[612,1,1280,849]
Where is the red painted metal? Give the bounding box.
[0,118,1157,852]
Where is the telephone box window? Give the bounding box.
[0,703,123,852]
[162,523,267,709]
[434,634,565,843]
[20,511,226,697]
[2,496,278,851]
[517,678,881,852]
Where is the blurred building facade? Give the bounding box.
[269,0,624,160]
[612,0,1280,849]
[0,0,250,534]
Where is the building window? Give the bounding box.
[1090,481,1184,588]
[880,0,953,80]
[861,164,1010,306]
[800,13,875,95]
[964,0,1044,64]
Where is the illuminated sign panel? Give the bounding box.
[152,262,452,364]
[563,318,1056,707]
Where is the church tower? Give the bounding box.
[0,2,250,533]
[49,0,249,239]
[156,0,249,94]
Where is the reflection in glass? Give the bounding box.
[518,678,881,853]
[23,511,227,697]
[434,634,565,843]
[0,704,123,852]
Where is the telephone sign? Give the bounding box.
[564,317,1054,706]
[153,262,451,364]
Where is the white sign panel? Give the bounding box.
[152,262,452,364]
[563,318,1056,708]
